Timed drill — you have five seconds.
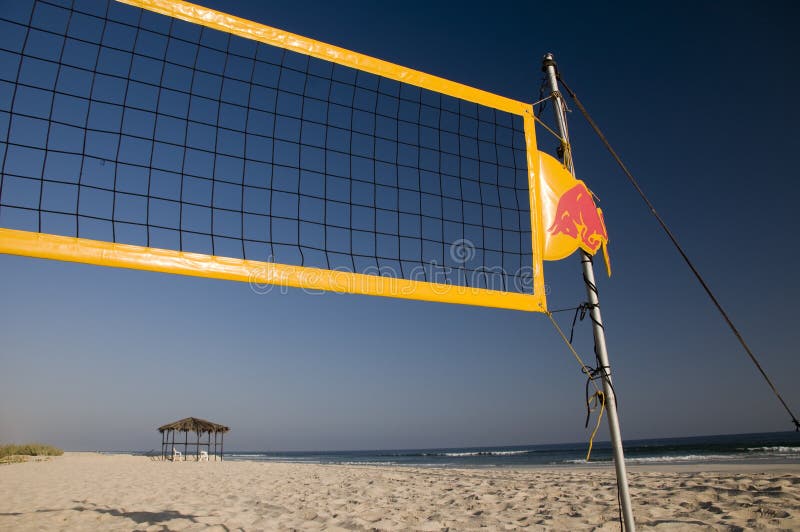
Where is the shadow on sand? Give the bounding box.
[1,501,222,528]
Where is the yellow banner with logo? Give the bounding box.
[539,152,611,275]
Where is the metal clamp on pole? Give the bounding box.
[541,52,636,531]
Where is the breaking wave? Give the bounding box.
[432,450,532,457]
[746,446,800,454]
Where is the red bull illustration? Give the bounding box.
[548,182,608,252]
[539,151,611,275]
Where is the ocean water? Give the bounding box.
[224,431,800,468]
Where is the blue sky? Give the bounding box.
[1,0,799,451]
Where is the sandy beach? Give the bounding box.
[0,453,798,530]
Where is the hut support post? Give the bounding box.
[221,432,224,461]
[184,431,188,461]
[196,431,200,461]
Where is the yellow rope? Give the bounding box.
[585,391,605,461]
[546,312,606,462]
[545,312,601,394]
[532,113,568,145]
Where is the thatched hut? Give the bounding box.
[158,417,229,461]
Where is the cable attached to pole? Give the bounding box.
[546,312,606,461]
[555,71,800,432]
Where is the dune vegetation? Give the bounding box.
[0,444,63,464]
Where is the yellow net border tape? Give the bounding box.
[116,0,531,117]
[0,228,546,311]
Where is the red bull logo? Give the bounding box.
[548,182,607,253]
[547,182,611,275]
[539,150,611,275]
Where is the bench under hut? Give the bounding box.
[158,417,229,461]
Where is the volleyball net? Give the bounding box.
[0,0,549,312]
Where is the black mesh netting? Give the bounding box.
[0,0,535,293]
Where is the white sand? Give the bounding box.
[1,453,798,530]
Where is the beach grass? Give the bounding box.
[0,443,63,464]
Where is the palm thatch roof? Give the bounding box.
[158,417,229,434]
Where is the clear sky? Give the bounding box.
[1,0,799,452]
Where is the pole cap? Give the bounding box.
[542,52,557,72]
